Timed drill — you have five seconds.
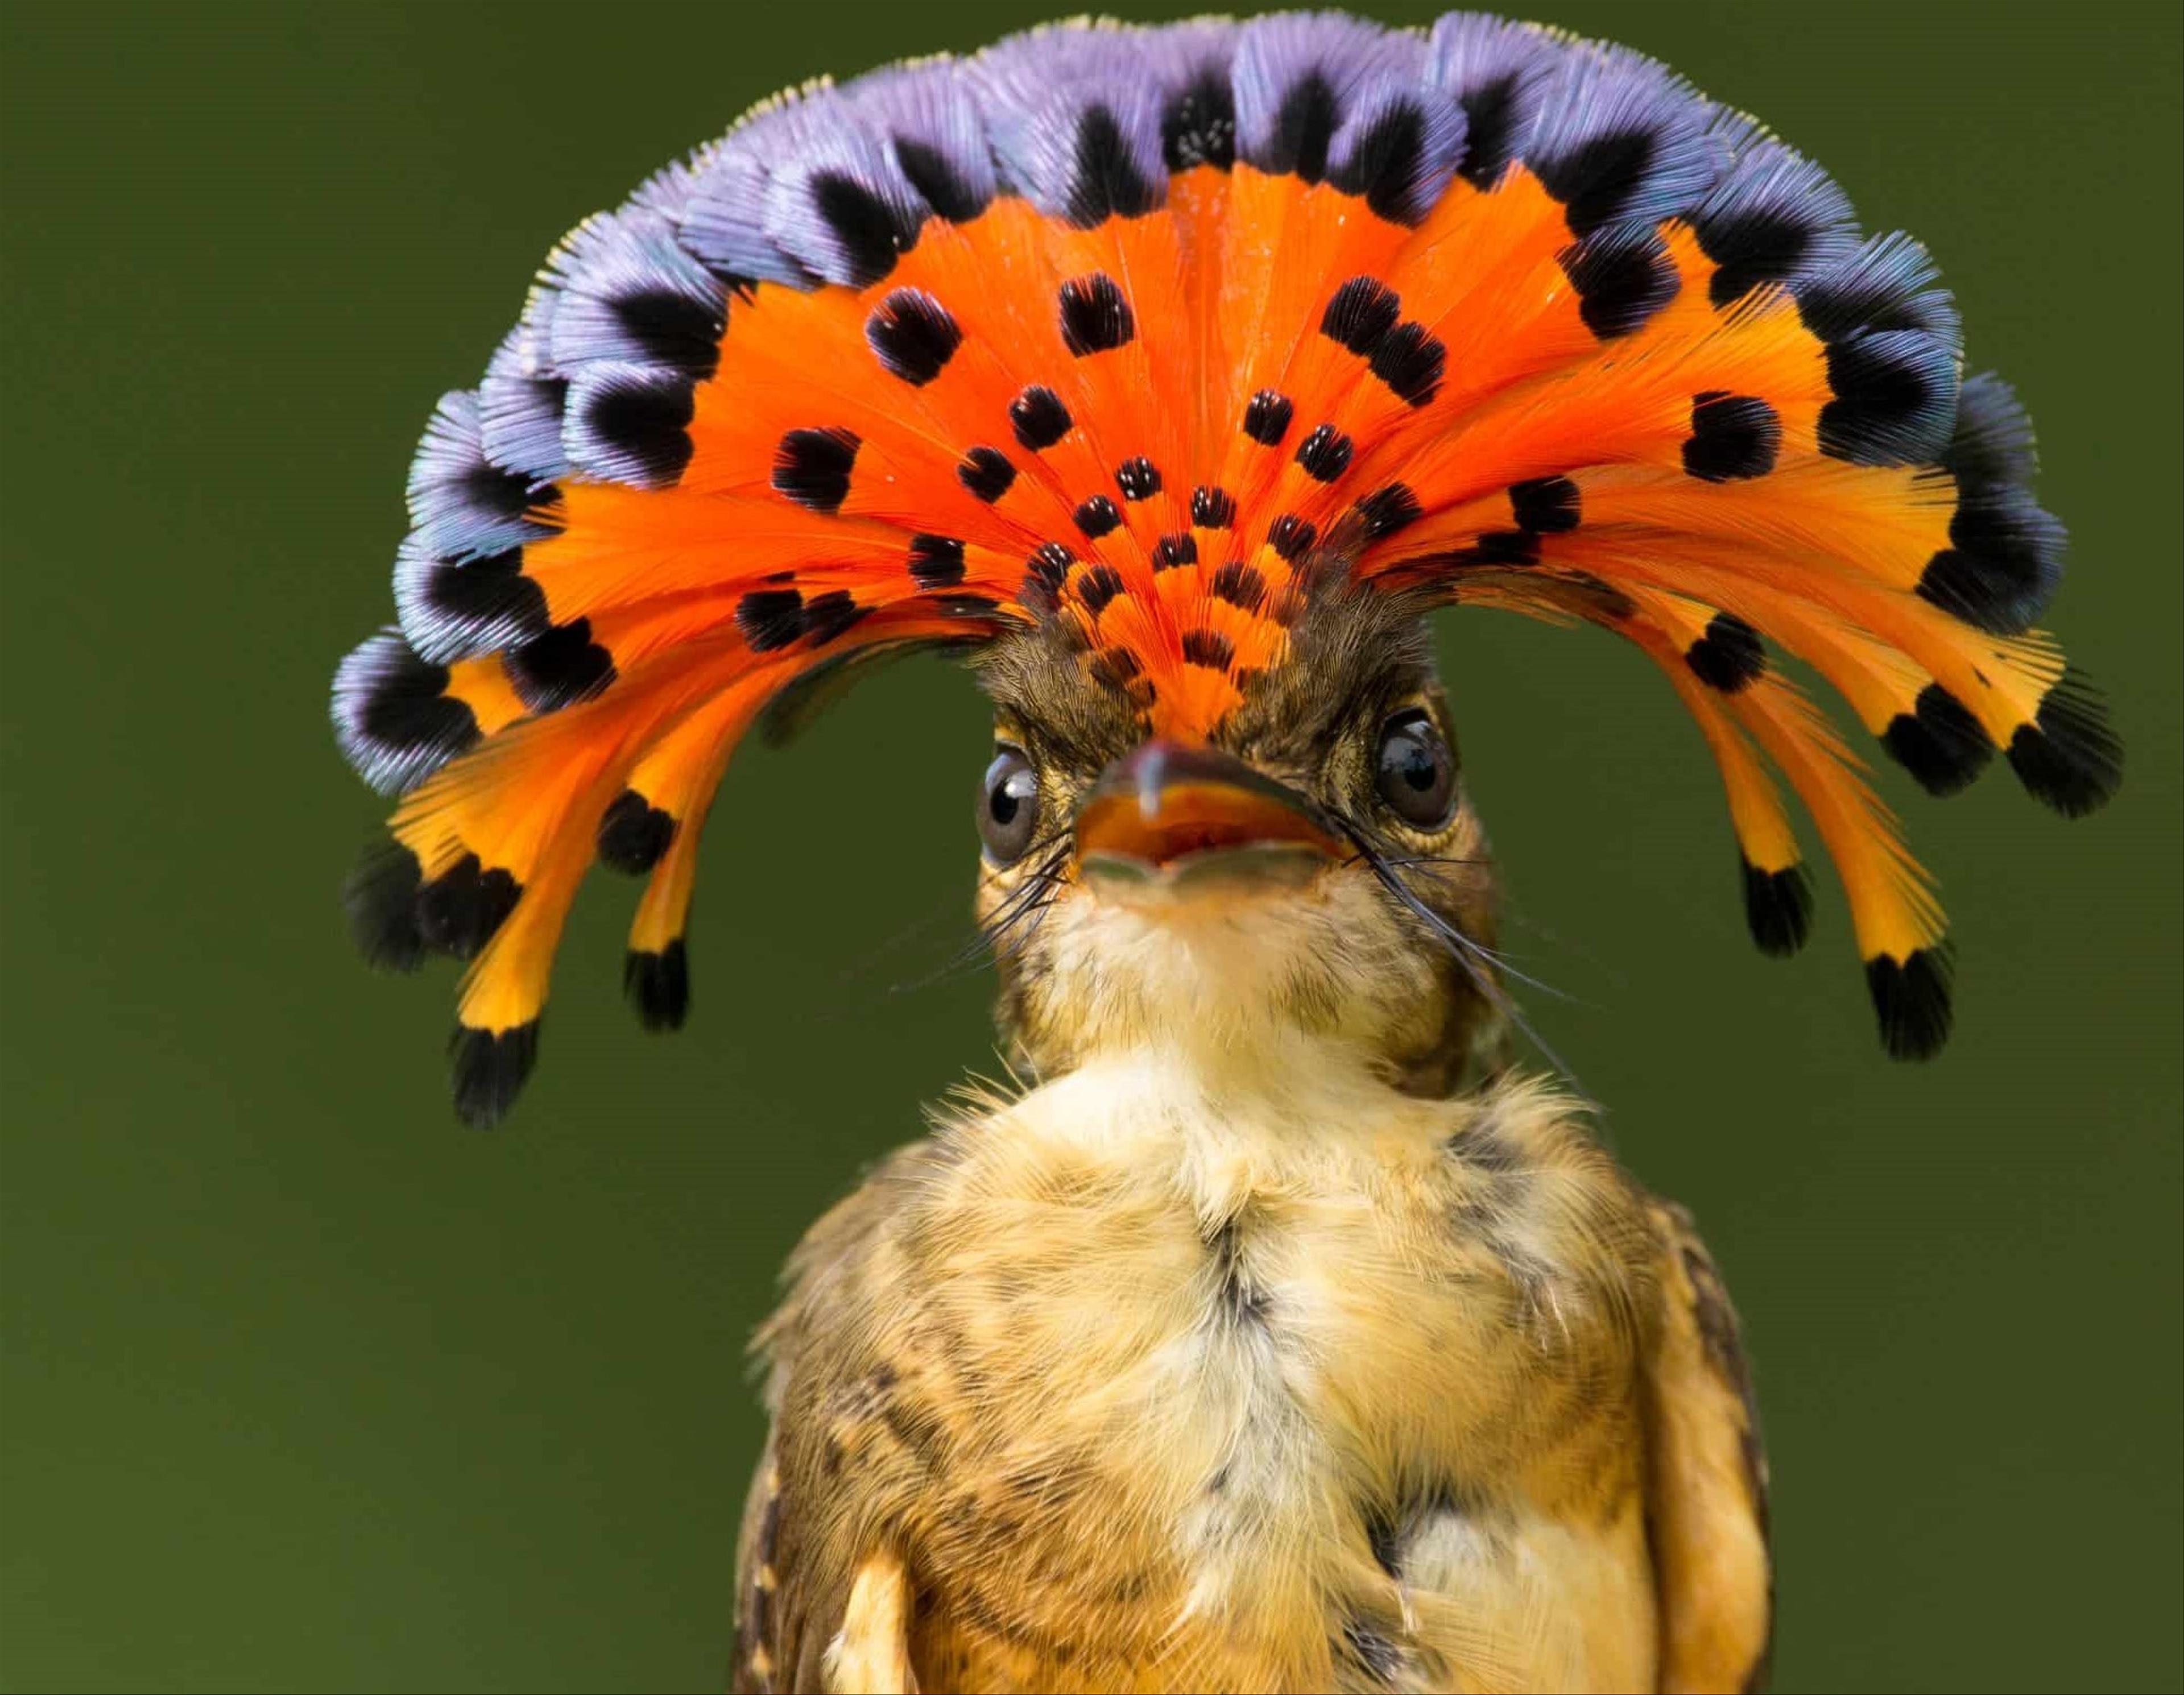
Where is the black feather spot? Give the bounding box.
[1261,71,1338,182]
[1330,102,1430,223]
[1794,265,1942,343]
[1242,389,1293,446]
[583,373,695,484]
[771,426,859,513]
[1074,494,1122,538]
[450,1020,539,1129]
[1455,74,1523,188]
[357,648,478,778]
[1322,276,1401,354]
[736,587,807,652]
[1683,392,1781,482]
[1024,541,1074,597]
[1190,485,1236,528]
[1162,68,1236,171]
[1058,272,1134,355]
[2005,669,2121,818]
[1684,612,1766,693]
[1818,333,1953,466]
[1008,385,1073,451]
[907,534,966,589]
[864,288,961,386]
[1181,628,1234,669]
[809,171,919,288]
[1917,484,2065,636]
[506,618,614,712]
[1509,475,1581,533]
[1267,515,1316,561]
[1740,860,1813,958]
[799,589,868,647]
[1534,126,1656,235]
[624,940,689,1032]
[1866,947,1954,1060]
[416,546,550,649]
[415,853,522,961]
[1295,424,1354,483]
[1882,684,1995,797]
[597,789,675,875]
[1697,208,1821,309]
[1369,321,1445,406]
[1114,457,1161,501]
[1352,483,1422,541]
[1067,105,1163,226]
[893,138,987,222]
[1076,562,1126,614]
[609,286,724,381]
[1210,560,1267,613]
[1154,533,1198,570]
[449,458,540,526]
[344,840,425,972]
[956,445,1016,503]
[1558,227,1681,339]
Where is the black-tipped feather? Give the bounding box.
[2007,669,2122,818]
[624,941,691,1031]
[598,790,676,874]
[450,1022,539,1128]
[344,840,426,972]
[1741,861,1813,958]
[332,632,481,797]
[1882,685,1994,797]
[414,853,522,960]
[1866,947,1954,1060]
[1917,374,2065,636]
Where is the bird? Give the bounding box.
[329,10,2122,1691]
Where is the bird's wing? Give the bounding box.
[734,1147,941,1695]
[732,1434,806,1694]
[1639,1197,1773,1694]
[734,1445,919,1695]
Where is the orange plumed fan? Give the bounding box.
[332,12,2119,1691]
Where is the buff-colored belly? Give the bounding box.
[911,1498,1658,1693]
[882,1070,1663,1692]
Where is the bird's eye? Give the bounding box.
[978,748,1040,864]
[1374,710,1457,828]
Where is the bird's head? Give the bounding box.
[970,590,1498,1092]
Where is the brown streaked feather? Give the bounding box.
[1641,1198,1774,1694]
[731,1442,785,1693]
[734,1143,957,1695]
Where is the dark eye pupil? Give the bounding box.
[1375,711,1455,827]
[978,751,1039,863]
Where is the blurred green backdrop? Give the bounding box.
[2,2,2177,1690]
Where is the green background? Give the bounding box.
[3,2,2178,1689]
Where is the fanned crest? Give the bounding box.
[333,10,2119,1124]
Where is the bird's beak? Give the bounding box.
[1075,740,1344,897]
